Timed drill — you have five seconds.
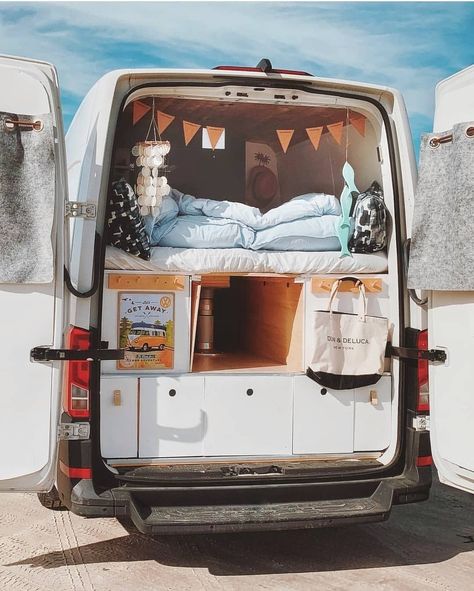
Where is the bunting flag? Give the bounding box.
[305,126,324,151]
[183,120,201,146]
[327,121,344,145]
[132,100,151,125]
[349,113,366,137]
[276,129,294,153]
[156,110,175,135]
[206,126,225,150]
[133,102,367,151]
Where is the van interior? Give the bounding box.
[99,86,399,475]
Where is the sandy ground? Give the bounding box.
[0,475,473,591]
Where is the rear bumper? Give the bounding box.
[59,410,432,534]
[125,481,394,534]
[66,466,431,535]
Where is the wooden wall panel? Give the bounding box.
[237,278,303,371]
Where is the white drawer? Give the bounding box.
[100,377,138,458]
[293,375,354,454]
[354,376,392,451]
[204,376,293,456]
[139,376,205,458]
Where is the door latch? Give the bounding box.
[31,345,124,362]
[389,345,447,363]
[58,422,90,440]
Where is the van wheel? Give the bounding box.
[142,343,150,352]
[37,486,67,511]
[158,344,165,351]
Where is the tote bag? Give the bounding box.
[307,279,389,390]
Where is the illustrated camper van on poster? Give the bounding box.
[118,292,175,370]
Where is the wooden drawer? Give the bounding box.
[203,376,293,456]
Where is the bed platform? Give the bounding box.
[105,246,388,275]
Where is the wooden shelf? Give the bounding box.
[192,351,299,374]
[108,273,185,291]
[312,277,382,293]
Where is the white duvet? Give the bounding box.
[106,246,388,275]
[145,190,343,252]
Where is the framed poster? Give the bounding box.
[118,292,174,370]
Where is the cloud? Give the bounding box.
[0,1,472,131]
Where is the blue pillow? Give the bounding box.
[252,215,341,251]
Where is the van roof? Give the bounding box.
[92,66,401,105]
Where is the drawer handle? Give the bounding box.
[246,388,254,396]
[169,389,176,397]
[370,389,379,405]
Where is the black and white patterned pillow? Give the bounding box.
[107,179,151,260]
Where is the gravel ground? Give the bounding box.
[0,475,473,591]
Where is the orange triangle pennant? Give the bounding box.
[206,126,224,150]
[327,121,344,144]
[183,120,201,146]
[132,100,151,125]
[156,111,175,135]
[276,129,294,153]
[350,113,366,137]
[305,126,324,151]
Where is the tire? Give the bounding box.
[142,343,150,352]
[37,486,67,511]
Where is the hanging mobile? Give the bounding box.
[337,110,359,258]
[132,97,171,216]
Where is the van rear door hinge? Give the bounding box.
[65,201,96,219]
[413,415,430,432]
[58,422,90,440]
[31,345,124,362]
[389,345,447,363]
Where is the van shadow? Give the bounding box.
[7,477,474,576]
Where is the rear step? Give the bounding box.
[120,482,393,534]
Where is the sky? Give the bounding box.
[0,1,473,154]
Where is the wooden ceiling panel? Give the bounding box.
[128,97,356,149]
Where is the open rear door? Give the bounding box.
[0,55,66,491]
[429,292,474,493]
[425,66,474,494]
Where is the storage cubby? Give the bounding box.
[192,276,304,373]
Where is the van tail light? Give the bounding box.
[417,329,430,411]
[64,326,91,418]
[59,461,92,480]
[416,455,433,467]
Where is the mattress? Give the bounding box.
[105,246,388,275]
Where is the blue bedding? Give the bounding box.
[144,189,342,251]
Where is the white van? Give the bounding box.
[0,54,473,534]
